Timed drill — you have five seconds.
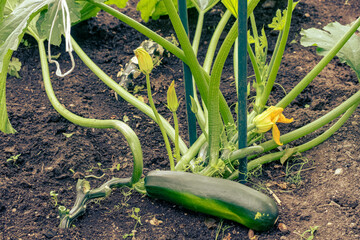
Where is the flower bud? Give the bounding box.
[134,47,153,75]
[167,81,179,112]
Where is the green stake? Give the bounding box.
[178,0,197,145]
[238,0,248,183]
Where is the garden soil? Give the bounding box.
[1,0,359,239]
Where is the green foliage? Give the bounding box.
[7,57,21,78]
[104,0,128,8]
[0,0,5,21]
[6,153,21,164]
[268,2,298,30]
[0,0,51,70]
[136,0,194,22]
[123,207,142,239]
[297,226,319,240]
[300,21,360,81]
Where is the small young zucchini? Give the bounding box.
[144,171,278,231]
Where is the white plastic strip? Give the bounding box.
[48,0,75,77]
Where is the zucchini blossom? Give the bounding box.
[134,47,153,75]
[253,106,293,145]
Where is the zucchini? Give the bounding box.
[144,171,278,231]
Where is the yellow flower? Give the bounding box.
[222,0,238,17]
[134,47,153,75]
[253,106,293,145]
[167,81,179,112]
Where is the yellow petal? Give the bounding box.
[277,113,294,123]
[254,106,282,133]
[272,124,283,145]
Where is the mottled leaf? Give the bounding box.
[300,21,360,80]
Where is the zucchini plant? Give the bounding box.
[1,0,360,232]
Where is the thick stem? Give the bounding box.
[208,21,238,166]
[203,10,232,73]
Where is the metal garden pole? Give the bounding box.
[178,0,197,145]
[238,0,248,183]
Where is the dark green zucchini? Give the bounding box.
[144,171,278,231]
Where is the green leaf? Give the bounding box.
[137,0,194,22]
[0,0,5,22]
[300,21,360,80]
[8,57,22,78]
[0,0,53,71]
[37,0,81,46]
[0,50,16,134]
[104,0,128,9]
[268,2,299,31]
[136,0,157,23]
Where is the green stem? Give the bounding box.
[173,111,181,162]
[248,102,359,171]
[208,21,239,166]
[203,10,232,73]
[70,37,189,154]
[145,74,175,170]
[192,11,205,56]
[277,16,360,108]
[38,39,143,184]
[175,134,207,171]
[258,0,293,110]
[247,42,262,85]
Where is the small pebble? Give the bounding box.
[334,168,343,175]
[278,223,289,232]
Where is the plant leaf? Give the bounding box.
[0,0,54,71]
[136,0,158,23]
[0,0,5,22]
[300,21,360,80]
[8,57,22,78]
[137,0,194,22]
[36,0,82,46]
[104,0,128,9]
[268,2,299,31]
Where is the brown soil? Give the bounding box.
[1,0,359,239]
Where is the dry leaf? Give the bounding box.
[149,216,163,226]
